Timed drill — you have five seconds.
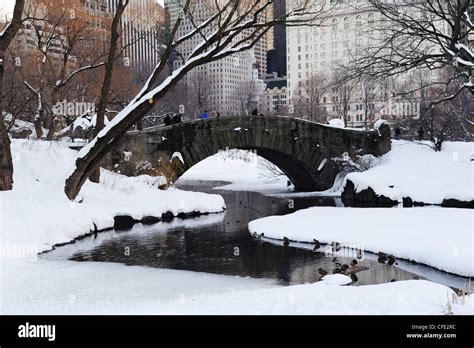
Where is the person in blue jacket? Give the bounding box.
[200,110,209,119]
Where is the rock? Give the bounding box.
[114,215,136,230]
[161,211,174,222]
[140,216,160,225]
[441,199,474,209]
[402,197,413,207]
[341,180,398,207]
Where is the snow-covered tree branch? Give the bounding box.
[64,0,331,200]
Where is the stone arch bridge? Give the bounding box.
[118,116,391,191]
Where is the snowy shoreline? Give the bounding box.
[342,141,474,207]
[1,140,225,256]
[249,207,474,277]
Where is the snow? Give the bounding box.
[248,207,474,277]
[1,140,473,315]
[179,149,289,192]
[345,141,474,204]
[171,151,184,164]
[374,119,388,130]
[321,274,352,285]
[0,139,225,255]
[3,113,47,138]
[328,118,345,128]
[55,114,110,137]
[3,254,471,314]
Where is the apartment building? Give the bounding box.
[262,73,288,114]
[286,0,446,127]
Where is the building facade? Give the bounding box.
[286,0,447,127]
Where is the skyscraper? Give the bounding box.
[169,0,265,116]
[267,0,286,77]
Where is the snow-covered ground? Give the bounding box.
[249,207,474,277]
[180,149,290,192]
[345,141,474,204]
[3,257,469,314]
[0,139,225,254]
[2,140,473,315]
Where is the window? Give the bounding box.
[344,17,350,30]
[332,19,338,32]
[356,15,362,28]
[368,14,374,27]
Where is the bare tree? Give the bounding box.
[343,0,473,148]
[64,0,330,200]
[187,70,211,114]
[292,72,328,122]
[333,79,355,127]
[20,0,113,140]
[0,0,25,191]
[360,76,377,129]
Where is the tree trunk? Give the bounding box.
[0,0,27,190]
[0,101,13,190]
[90,0,128,183]
[0,51,12,188]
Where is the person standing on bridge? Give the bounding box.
[172,114,182,124]
[164,115,172,126]
[200,110,209,119]
[69,123,75,143]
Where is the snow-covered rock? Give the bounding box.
[344,140,474,205]
[321,274,352,286]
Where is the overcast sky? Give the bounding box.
[0,0,165,20]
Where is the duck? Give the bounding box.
[377,251,388,264]
[318,268,328,276]
[313,239,320,249]
[283,237,290,247]
[340,264,349,272]
[350,259,358,267]
[356,249,363,259]
[387,254,396,266]
[333,267,342,274]
[350,273,358,282]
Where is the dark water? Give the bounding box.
[43,181,468,288]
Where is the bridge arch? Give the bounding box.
[120,116,391,191]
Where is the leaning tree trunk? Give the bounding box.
[89,0,127,183]
[65,100,155,199]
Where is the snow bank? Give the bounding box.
[3,256,471,315]
[121,279,467,315]
[345,141,474,204]
[180,149,289,192]
[249,207,474,277]
[0,140,225,254]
